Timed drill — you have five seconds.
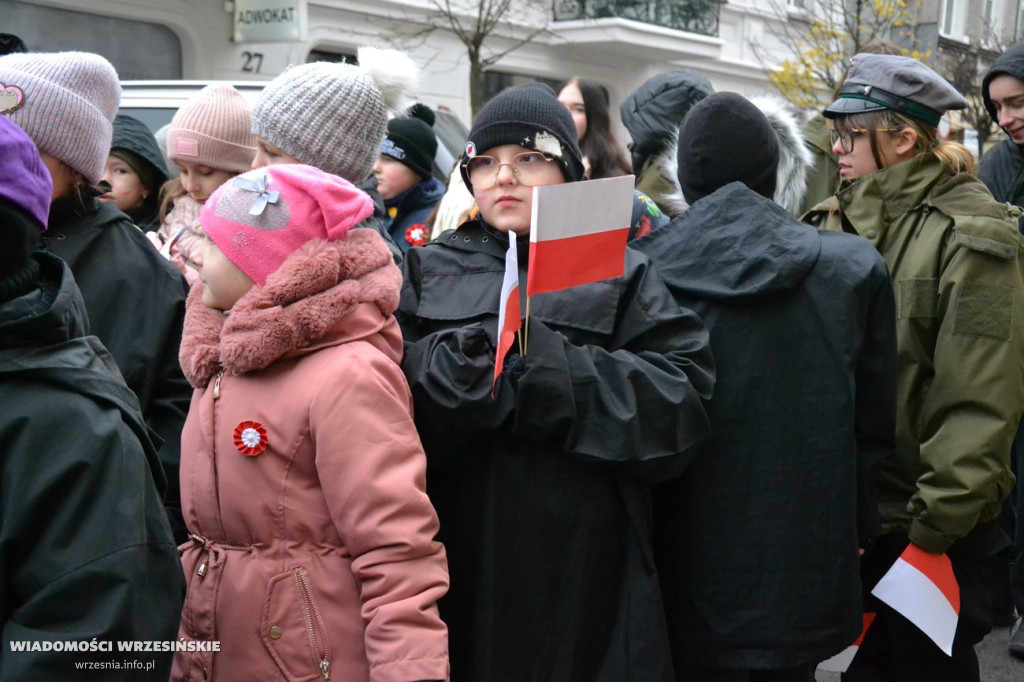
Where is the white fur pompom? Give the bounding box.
[357,46,419,116]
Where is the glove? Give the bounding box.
[503,352,527,391]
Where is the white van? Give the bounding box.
[118,81,468,181]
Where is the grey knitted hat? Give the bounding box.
[0,51,120,183]
[251,46,418,183]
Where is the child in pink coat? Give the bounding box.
[149,84,257,285]
[172,164,449,682]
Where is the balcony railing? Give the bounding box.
[552,0,722,37]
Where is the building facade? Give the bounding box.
[5,0,798,129]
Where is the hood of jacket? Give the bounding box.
[180,228,403,387]
[633,94,813,219]
[0,251,157,471]
[983,40,1024,121]
[0,251,90,347]
[633,182,820,301]
[620,69,715,172]
[749,95,813,215]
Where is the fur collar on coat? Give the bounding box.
[179,229,401,388]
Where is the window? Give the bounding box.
[6,0,181,79]
[306,49,356,64]
[941,0,969,40]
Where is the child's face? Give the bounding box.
[177,161,235,204]
[469,144,565,236]
[252,137,301,169]
[373,154,420,201]
[190,232,255,311]
[100,155,147,212]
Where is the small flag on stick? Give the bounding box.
[871,544,960,655]
[526,175,634,296]
[493,231,521,393]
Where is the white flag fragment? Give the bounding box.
[871,544,960,656]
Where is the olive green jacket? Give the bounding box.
[799,113,840,216]
[805,154,1024,553]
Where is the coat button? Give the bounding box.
[268,626,283,640]
[865,229,878,239]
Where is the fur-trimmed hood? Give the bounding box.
[750,95,813,215]
[179,228,402,387]
[644,94,813,217]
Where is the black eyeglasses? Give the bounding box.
[828,127,900,154]
[463,152,556,189]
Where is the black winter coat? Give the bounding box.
[980,38,1024,230]
[397,220,715,682]
[979,139,1024,216]
[0,253,185,679]
[44,194,191,539]
[634,184,898,672]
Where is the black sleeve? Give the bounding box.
[511,258,714,481]
[0,389,185,680]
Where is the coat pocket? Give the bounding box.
[261,567,333,682]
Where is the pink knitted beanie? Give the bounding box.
[168,84,257,173]
[201,164,375,286]
[0,51,120,183]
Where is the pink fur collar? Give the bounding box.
[179,229,401,387]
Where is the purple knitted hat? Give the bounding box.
[0,116,53,229]
[0,51,120,184]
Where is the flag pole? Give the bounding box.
[523,297,531,356]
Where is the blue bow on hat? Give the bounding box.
[233,172,280,215]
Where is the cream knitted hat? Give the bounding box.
[0,51,120,183]
[251,46,418,183]
[168,83,257,174]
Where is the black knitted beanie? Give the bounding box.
[461,83,584,193]
[380,103,438,180]
[676,92,779,204]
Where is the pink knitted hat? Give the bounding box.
[0,51,120,183]
[168,84,257,173]
[201,164,374,286]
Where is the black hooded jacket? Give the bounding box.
[44,194,191,540]
[634,183,897,672]
[0,253,185,679]
[980,40,1024,217]
[397,219,715,681]
[619,70,715,218]
[620,69,715,173]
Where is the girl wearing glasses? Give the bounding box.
[396,83,715,681]
[806,54,1024,680]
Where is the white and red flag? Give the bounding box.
[871,544,960,655]
[817,612,877,673]
[526,175,634,296]
[493,231,521,393]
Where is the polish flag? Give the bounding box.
[817,612,877,673]
[871,544,960,655]
[526,175,634,296]
[493,231,521,393]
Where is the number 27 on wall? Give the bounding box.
[241,51,264,74]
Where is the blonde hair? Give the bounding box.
[832,110,974,175]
